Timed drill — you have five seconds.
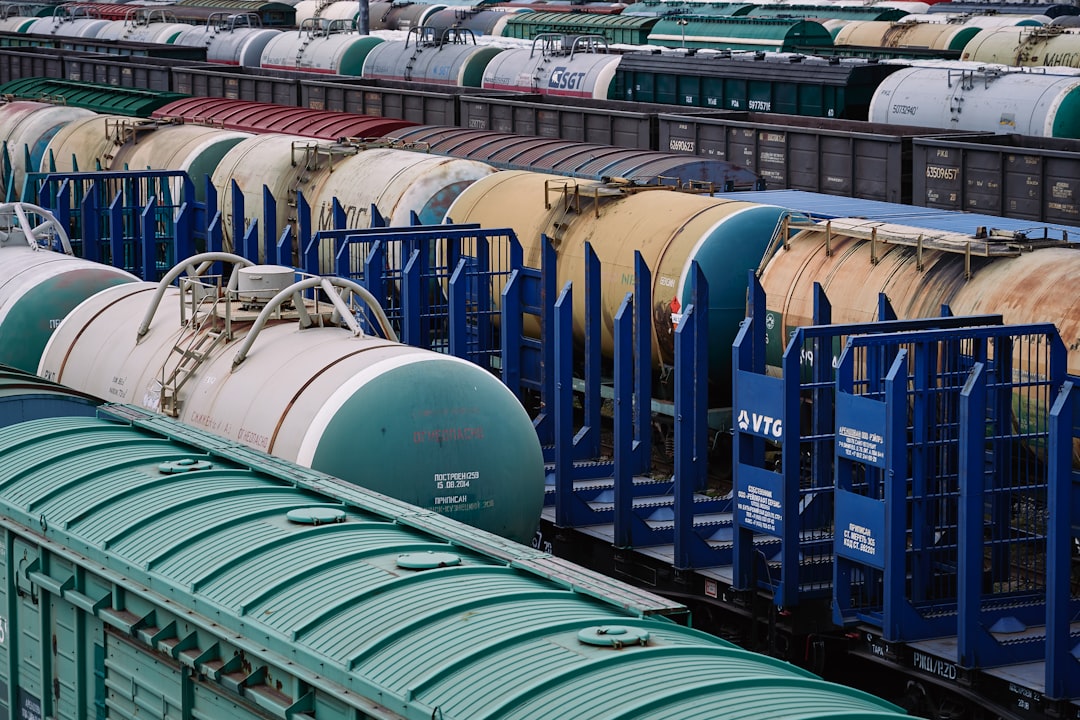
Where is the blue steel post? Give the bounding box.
[576,243,601,460]
[230,180,245,260]
[364,242,386,333]
[877,292,897,322]
[369,204,386,228]
[81,182,98,263]
[882,350,911,641]
[206,214,223,274]
[108,193,123,276]
[910,336,932,603]
[262,185,277,264]
[298,192,317,274]
[475,234,492,361]
[276,227,293,268]
[613,292,634,548]
[810,282,832,530]
[334,234,350,279]
[673,264,708,569]
[205,178,218,247]
[988,335,1014,583]
[401,249,421,346]
[733,272,767,592]
[1046,380,1080,700]
[448,257,467,359]
[0,141,9,201]
[833,344,855,625]
[957,362,987,667]
[778,329,802,606]
[554,282,575,527]
[53,181,70,242]
[332,198,346,229]
[139,196,156,281]
[242,219,259,266]
[175,202,194,264]
[533,236,557,448]
[674,302,696,570]
[634,252,652,471]
[500,270,523,400]
[692,264,708,493]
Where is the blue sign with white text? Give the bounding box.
[835,392,887,469]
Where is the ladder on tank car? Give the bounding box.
[158,289,228,417]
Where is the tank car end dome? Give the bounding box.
[298,352,546,542]
[0,203,136,373]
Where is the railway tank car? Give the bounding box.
[208,133,496,259]
[0,408,911,720]
[42,115,251,203]
[259,18,383,74]
[756,215,1080,383]
[868,63,1080,137]
[171,13,281,66]
[362,28,503,86]
[480,34,621,98]
[422,7,525,37]
[25,9,111,37]
[295,0,446,30]
[961,25,1080,67]
[0,202,136,373]
[37,255,546,542]
[94,12,191,43]
[444,170,790,401]
[0,100,94,194]
[833,19,985,50]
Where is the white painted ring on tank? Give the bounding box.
[296,351,444,466]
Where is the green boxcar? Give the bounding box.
[647,16,833,51]
[612,52,901,118]
[0,411,912,720]
[501,11,660,44]
[0,77,190,117]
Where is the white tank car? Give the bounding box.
[259,19,383,74]
[868,64,1080,137]
[481,34,621,99]
[962,26,1080,68]
[0,203,136,374]
[209,134,495,265]
[26,15,110,37]
[37,256,546,543]
[172,16,281,66]
[41,114,137,174]
[362,28,502,85]
[0,101,94,195]
[95,15,190,44]
[0,16,36,32]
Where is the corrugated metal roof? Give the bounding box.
[0,412,911,720]
[713,189,1080,242]
[389,125,760,187]
[152,97,416,139]
[0,77,189,117]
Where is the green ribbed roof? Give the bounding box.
[0,411,911,720]
[0,77,190,117]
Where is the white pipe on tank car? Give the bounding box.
[136,252,254,338]
[231,276,397,367]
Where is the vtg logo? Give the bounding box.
[737,409,783,439]
[549,66,587,91]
